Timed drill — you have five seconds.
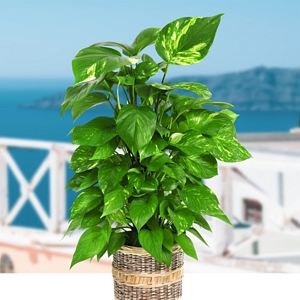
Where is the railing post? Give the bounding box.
[49,145,66,233]
[0,145,8,226]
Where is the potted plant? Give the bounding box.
[61,13,251,299]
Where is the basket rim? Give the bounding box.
[117,244,182,256]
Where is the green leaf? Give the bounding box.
[135,61,159,79]
[146,216,160,230]
[116,105,156,155]
[155,15,223,65]
[195,99,234,109]
[108,209,128,225]
[194,215,212,232]
[160,200,169,219]
[102,185,131,216]
[131,27,161,54]
[135,84,160,103]
[161,247,172,266]
[138,229,163,263]
[142,53,156,63]
[90,137,119,160]
[92,41,135,56]
[159,164,186,185]
[70,146,99,173]
[117,75,135,85]
[174,233,198,260]
[140,177,158,193]
[179,183,219,215]
[98,161,129,194]
[71,92,108,121]
[173,97,234,114]
[80,205,103,228]
[97,244,107,262]
[144,152,173,172]
[129,195,158,231]
[127,169,145,193]
[72,117,117,146]
[63,217,83,238]
[156,125,170,137]
[219,109,239,122]
[176,154,218,179]
[60,79,102,117]
[187,227,209,247]
[107,232,126,257]
[208,208,233,226]
[78,169,98,190]
[139,135,168,162]
[149,82,211,99]
[168,131,209,155]
[172,82,212,98]
[72,46,139,84]
[168,208,195,235]
[208,127,252,162]
[163,229,174,252]
[70,186,103,220]
[186,110,233,136]
[70,226,108,268]
[66,169,97,192]
[161,178,177,191]
[179,184,233,225]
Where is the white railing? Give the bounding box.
[1,137,300,258]
[0,137,77,233]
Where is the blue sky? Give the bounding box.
[1,0,300,80]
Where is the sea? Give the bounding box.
[1,78,299,229]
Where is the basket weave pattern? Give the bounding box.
[112,245,184,300]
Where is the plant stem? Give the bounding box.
[116,83,121,110]
[161,64,169,84]
[122,85,130,103]
[159,91,170,123]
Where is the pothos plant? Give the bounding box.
[61,14,251,269]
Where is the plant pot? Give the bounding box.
[112,245,184,300]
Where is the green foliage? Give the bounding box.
[61,14,251,268]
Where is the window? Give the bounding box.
[243,199,263,224]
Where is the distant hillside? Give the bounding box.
[20,67,300,111]
[19,92,65,109]
[173,66,300,111]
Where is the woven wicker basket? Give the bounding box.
[112,245,184,300]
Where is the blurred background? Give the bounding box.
[1,0,300,273]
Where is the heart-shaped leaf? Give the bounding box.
[144,152,173,172]
[168,208,195,235]
[176,154,218,179]
[61,78,102,116]
[107,232,126,257]
[69,146,99,173]
[132,27,161,54]
[179,183,219,214]
[71,92,109,120]
[129,195,158,231]
[90,137,119,160]
[72,117,117,146]
[138,229,163,263]
[174,233,198,260]
[116,105,156,155]
[72,46,139,83]
[102,185,131,216]
[70,186,103,220]
[155,15,223,65]
[163,229,174,252]
[70,225,109,268]
[139,135,168,162]
[98,161,129,194]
